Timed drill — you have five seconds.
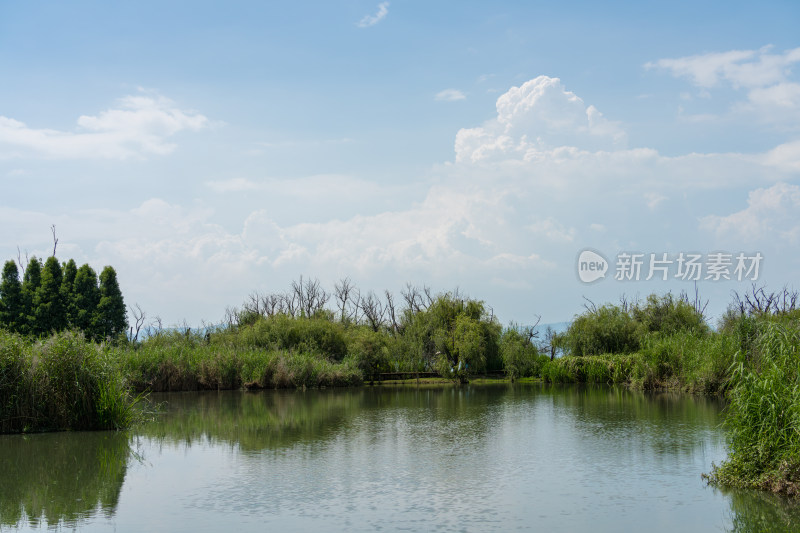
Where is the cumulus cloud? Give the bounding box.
[357,2,389,28]
[0,93,208,159]
[454,76,626,163]
[700,183,800,243]
[435,89,467,102]
[763,140,800,172]
[5,75,799,325]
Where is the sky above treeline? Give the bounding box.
[1,0,799,328]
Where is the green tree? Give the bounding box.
[61,259,77,328]
[500,325,541,379]
[73,264,100,338]
[401,292,501,381]
[34,256,67,333]
[631,293,708,336]
[0,261,24,332]
[20,257,43,335]
[95,266,127,340]
[561,304,642,357]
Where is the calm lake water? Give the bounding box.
[2,384,800,532]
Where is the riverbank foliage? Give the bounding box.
[4,272,800,500]
[0,330,140,432]
[545,286,800,496]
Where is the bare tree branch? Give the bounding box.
[129,303,146,342]
[51,224,59,257]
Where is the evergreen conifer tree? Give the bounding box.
[96,266,127,340]
[73,264,100,338]
[0,260,24,332]
[61,259,77,328]
[21,256,43,335]
[35,256,67,333]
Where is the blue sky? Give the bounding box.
[1,0,799,327]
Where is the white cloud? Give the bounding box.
[527,218,576,242]
[206,177,262,193]
[645,49,759,88]
[454,76,626,163]
[589,223,607,233]
[357,2,389,28]
[700,183,800,243]
[763,140,800,172]
[5,76,799,326]
[0,93,208,159]
[648,46,800,126]
[435,89,467,102]
[644,192,668,210]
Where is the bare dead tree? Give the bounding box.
[223,306,238,328]
[544,326,558,361]
[281,291,298,317]
[524,315,541,344]
[401,283,423,314]
[349,288,362,323]
[129,303,146,342]
[291,277,306,316]
[147,315,164,337]
[50,225,59,257]
[260,292,280,317]
[335,277,356,323]
[619,294,629,313]
[582,296,597,313]
[359,291,385,332]
[244,291,261,316]
[733,284,799,316]
[384,290,399,334]
[301,277,329,317]
[422,285,434,309]
[16,246,28,277]
[683,282,709,317]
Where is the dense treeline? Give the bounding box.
[119,280,544,390]
[0,257,127,341]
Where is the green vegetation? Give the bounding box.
[707,318,800,496]
[0,256,127,342]
[0,330,141,432]
[3,263,800,500]
[546,286,800,496]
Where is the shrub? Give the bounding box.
[561,304,643,357]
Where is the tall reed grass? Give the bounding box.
[708,321,800,495]
[0,330,140,432]
[114,331,362,392]
[541,330,738,393]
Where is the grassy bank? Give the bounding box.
[540,330,738,393]
[0,330,140,432]
[112,331,362,392]
[706,320,800,496]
